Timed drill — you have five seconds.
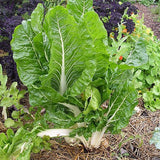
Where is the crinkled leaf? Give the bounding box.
[28,85,66,107]
[11,20,48,86]
[107,84,137,133]
[67,0,93,22]
[125,38,148,67]
[43,104,77,128]
[83,11,109,77]
[83,86,101,114]
[31,3,44,34]
[17,142,34,160]
[44,6,85,95]
[105,66,138,133]
[105,65,133,92]
[68,60,96,96]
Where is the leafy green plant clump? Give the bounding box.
[151,3,160,22]
[130,18,160,111]
[0,127,50,160]
[138,0,160,6]
[107,11,160,111]
[10,0,142,150]
[0,65,25,124]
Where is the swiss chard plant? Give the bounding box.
[11,0,139,150]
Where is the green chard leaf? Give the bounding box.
[82,11,109,77]
[31,3,44,34]
[12,5,100,108]
[67,0,93,22]
[125,38,149,67]
[44,6,86,95]
[11,19,48,87]
[105,66,138,133]
[83,85,101,115]
[11,4,49,93]
[107,84,138,133]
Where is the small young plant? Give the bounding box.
[0,126,50,160]
[0,65,25,123]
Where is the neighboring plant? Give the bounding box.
[0,65,25,122]
[107,22,149,66]
[10,0,143,150]
[120,0,135,2]
[151,3,160,22]
[107,12,160,111]
[133,39,160,111]
[150,127,160,149]
[137,0,160,6]
[129,18,160,111]
[0,127,50,160]
[93,0,138,39]
[0,0,43,83]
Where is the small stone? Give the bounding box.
[120,148,128,155]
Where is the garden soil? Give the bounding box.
[1,3,160,160]
[134,3,160,39]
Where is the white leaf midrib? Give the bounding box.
[57,19,67,95]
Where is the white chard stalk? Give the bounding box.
[37,129,73,137]
[37,127,107,150]
[2,106,7,120]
